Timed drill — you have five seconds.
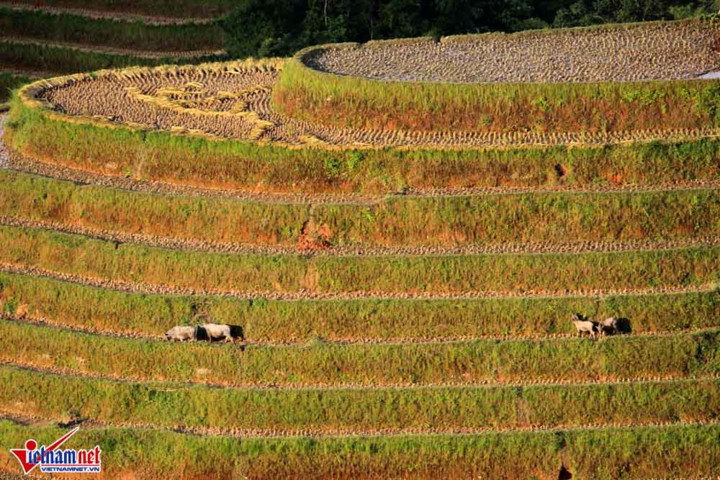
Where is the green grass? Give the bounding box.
[4,0,234,18]
[3,168,720,248]
[2,224,720,295]
[2,319,720,387]
[8,92,720,195]
[0,72,30,104]
[2,271,720,341]
[1,420,718,479]
[0,40,224,75]
[2,365,720,433]
[0,169,308,246]
[0,7,225,52]
[314,188,720,246]
[0,224,308,293]
[274,21,720,134]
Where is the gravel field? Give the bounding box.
[307,21,720,84]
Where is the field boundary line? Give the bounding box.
[2,262,718,301]
[2,359,720,395]
[2,354,720,391]
[1,402,719,439]
[3,216,720,257]
[3,312,719,347]
[0,411,719,441]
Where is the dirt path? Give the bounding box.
[5,215,720,258]
[4,312,717,349]
[2,262,717,302]
[0,392,718,439]
[1,410,718,442]
[3,357,719,393]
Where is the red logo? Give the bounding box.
[9,427,101,474]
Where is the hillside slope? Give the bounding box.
[2,19,720,479]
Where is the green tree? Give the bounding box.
[554,0,717,27]
[220,0,306,58]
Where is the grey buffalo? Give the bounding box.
[570,313,598,338]
[202,323,234,342]
[598,317,619,336]
[165,323,244,343]
[164,326,196,341]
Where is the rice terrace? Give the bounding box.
[2,1,720,477]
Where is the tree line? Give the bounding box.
[221,0,718,58]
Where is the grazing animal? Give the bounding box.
[194,325,209,342]
[164,326,195,342]
[598,317,619,336]
[570,313,598,338]
[202,323,233,342]
[228,324,244,341]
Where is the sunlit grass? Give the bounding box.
[1,319,719,386]
[2,224,720,295]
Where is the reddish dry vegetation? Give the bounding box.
[296,219,332,252]
[274,79,719,134]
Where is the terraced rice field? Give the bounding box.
[2,18,720,479]
[276,19,720,135]
[18,20,720,150]
[307,21,720,83]
[0,0,226,88]
[0,2,221,24]
[0,0,233,20]
[23,58,720,148]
